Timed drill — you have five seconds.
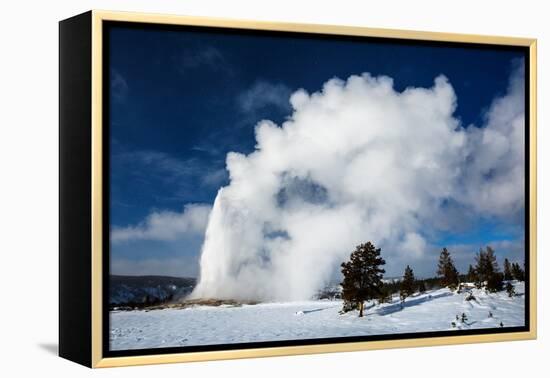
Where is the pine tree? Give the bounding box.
[475,247,498,282]
[503,258,513,281]
[400,265,415,301]
[474,248,487,286]
[436,247,459,290]
[486,246,499,276]
[486,272,504,292]
[341,242,386,317]
[511,262,525,281]
[467,264,477,283]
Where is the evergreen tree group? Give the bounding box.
[340,242,386,317]
[511,262,525,281]
[340,241,524,317]
[475,246,503,292]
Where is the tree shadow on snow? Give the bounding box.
[301,308,327,314]
[374,292,454,316]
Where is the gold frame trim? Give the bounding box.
[90,9,537,368]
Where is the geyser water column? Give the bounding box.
[190,186,273,301]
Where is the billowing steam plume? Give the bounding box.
[191,66,524,301]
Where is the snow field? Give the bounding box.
[110,282,525,350]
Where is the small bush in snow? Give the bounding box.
[340,300,359,314]
[417,280,426,293]
[506,282,515,297]
[377,285,392,304]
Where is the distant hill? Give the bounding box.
[109,275,196,309]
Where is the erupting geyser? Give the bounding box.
[191,70,524,302]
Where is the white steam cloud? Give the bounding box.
[192,65,524,301]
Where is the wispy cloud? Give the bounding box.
[111,203,211,243]
[238,80,292,115]
[124,150,198,181]
[179,46,231,75]
[113,149,228,199]
[110,69,129,102]
[111,256,200,278]
[201,168,228,187]
[191,143,223,157]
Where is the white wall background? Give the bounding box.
[0,0,546,376]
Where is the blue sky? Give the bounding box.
[108,24,526,278]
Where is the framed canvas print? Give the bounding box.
[59,10,537,368]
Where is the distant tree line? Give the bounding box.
[340,241,525,317]
[109,293,174,311]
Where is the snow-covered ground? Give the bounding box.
[110,282,525,351]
